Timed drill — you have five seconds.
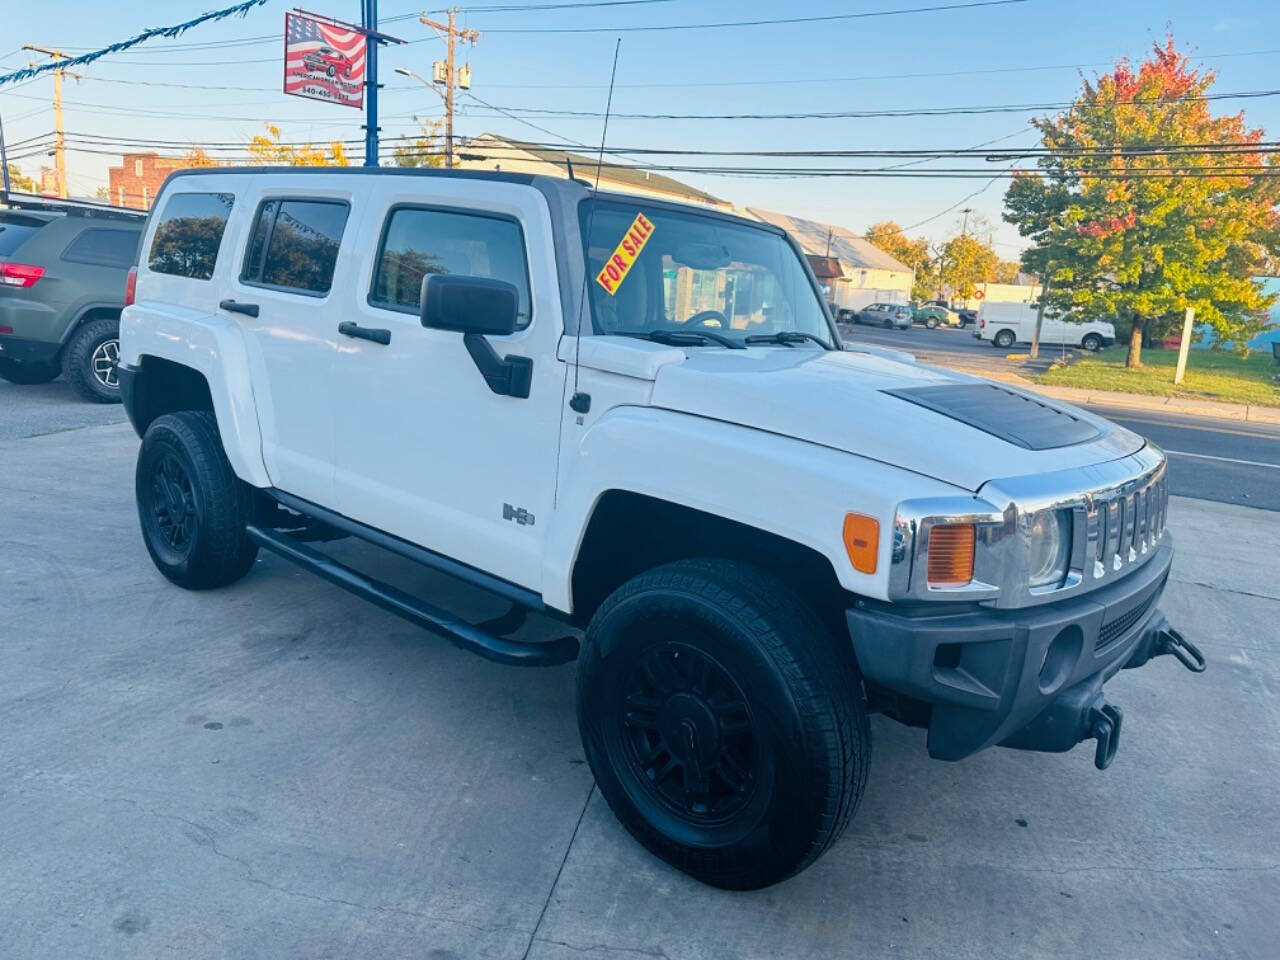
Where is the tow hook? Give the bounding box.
[1087,702,1123,770]
[1155,626,1206,673]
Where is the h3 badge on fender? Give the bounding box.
[503,503,535,526]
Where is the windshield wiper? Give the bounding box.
[616,329,746,350]
[743,331,831,349]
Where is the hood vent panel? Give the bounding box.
[883,383,1102,450]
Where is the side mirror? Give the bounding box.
[420,273,519,336]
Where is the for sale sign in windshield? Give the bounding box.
[283,12,366,109]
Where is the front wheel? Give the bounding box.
[1082,333,1103,352]
[136,411,259,590]
[925,317,938,329]
[577,559,870,890]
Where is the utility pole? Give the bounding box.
[21,45,74,199]
[419,8,479,168]
[959,207,973,238]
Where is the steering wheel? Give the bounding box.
[684,309,730,329]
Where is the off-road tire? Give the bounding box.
[993,329,1016,349]
[65,316,122,403]
[0,357,60,384]
[1081,333,1103,352]
[136,411,259,590]
[577,558,870,890]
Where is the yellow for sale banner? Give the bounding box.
[595,212,655,296]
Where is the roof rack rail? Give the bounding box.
[0,191,147,222]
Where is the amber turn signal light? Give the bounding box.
[927,523,975,586]
[843,513,880,574]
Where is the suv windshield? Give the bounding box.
[580,200,833,348]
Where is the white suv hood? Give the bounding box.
[649,347,1145,492]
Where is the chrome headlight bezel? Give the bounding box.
[1026,508,1073,590]
[888,446,1169,610]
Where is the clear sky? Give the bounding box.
[3,0,1278,257]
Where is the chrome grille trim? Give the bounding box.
[1080,457,1167,584]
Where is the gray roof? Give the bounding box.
[746,207,910,274]
[469,134,726,205]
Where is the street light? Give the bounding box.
[394,66,452,168]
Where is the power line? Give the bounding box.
[474,0,1029,33]
[464,87,1280,121]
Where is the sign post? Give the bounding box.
[1173,307,1195,385]
[362,0,378,167]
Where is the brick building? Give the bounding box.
[107,153,188,210]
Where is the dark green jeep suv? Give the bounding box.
[0,203,144,402]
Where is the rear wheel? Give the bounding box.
[925,317,938,329]
[577,559,870,890]
[993,329,1016,349]
[1082,333,1103,352]
[0,357,60,385]
[136,411,259,590]
[65,316,122,403]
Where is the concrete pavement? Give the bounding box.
[1,419,1277,959]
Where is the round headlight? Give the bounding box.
[1028,509,1072,588]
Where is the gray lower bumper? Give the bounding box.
[847,540,1187,763]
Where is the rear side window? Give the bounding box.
[241,198,349,295]
[147,192,234,280]
[0,215,47,257]
[61,228,141,269]
[370,207,532,328]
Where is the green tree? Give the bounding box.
[994,260,1022,284]
[247,123,349,166]
[392,117,444,168]
[865,221,933,300]
[940,234,1000,299]
[5,163,38,193]
[1004,37,1280,367]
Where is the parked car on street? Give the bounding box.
[119,167,1202,891]
[955,307,979,326]
[0,198,144,402]
[914,303,962,328]
[852,302,913,329]
[977,301,1116,351]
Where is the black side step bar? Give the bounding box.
[246,525,579,667]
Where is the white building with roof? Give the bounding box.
[745,208,914,314]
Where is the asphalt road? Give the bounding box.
[2,410,1276,959]
[0,374,127,441]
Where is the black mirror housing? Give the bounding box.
[420,274,520,336]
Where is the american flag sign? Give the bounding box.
[283,12,367,109]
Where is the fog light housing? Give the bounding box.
[1028,508,1072,589]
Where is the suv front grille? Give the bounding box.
[1083,463,1168,585]
[1097,591,1157,650]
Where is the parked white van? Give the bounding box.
[976,301,1116,351]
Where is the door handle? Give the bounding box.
[338,321,391,345]
[219,299,259,318]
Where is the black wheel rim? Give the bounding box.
[618,642,758,825]
[148,453,198,556]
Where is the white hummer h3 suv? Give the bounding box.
[119,168,1204,890]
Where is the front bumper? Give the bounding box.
[847,538,1195,765]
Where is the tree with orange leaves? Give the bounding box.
[1004,38,1280,367]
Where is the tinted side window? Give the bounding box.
[370,207,531,328]
[241,199,349,295]
[147,192,234,280]
[61,228,141,269]
[0,215,48,257]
